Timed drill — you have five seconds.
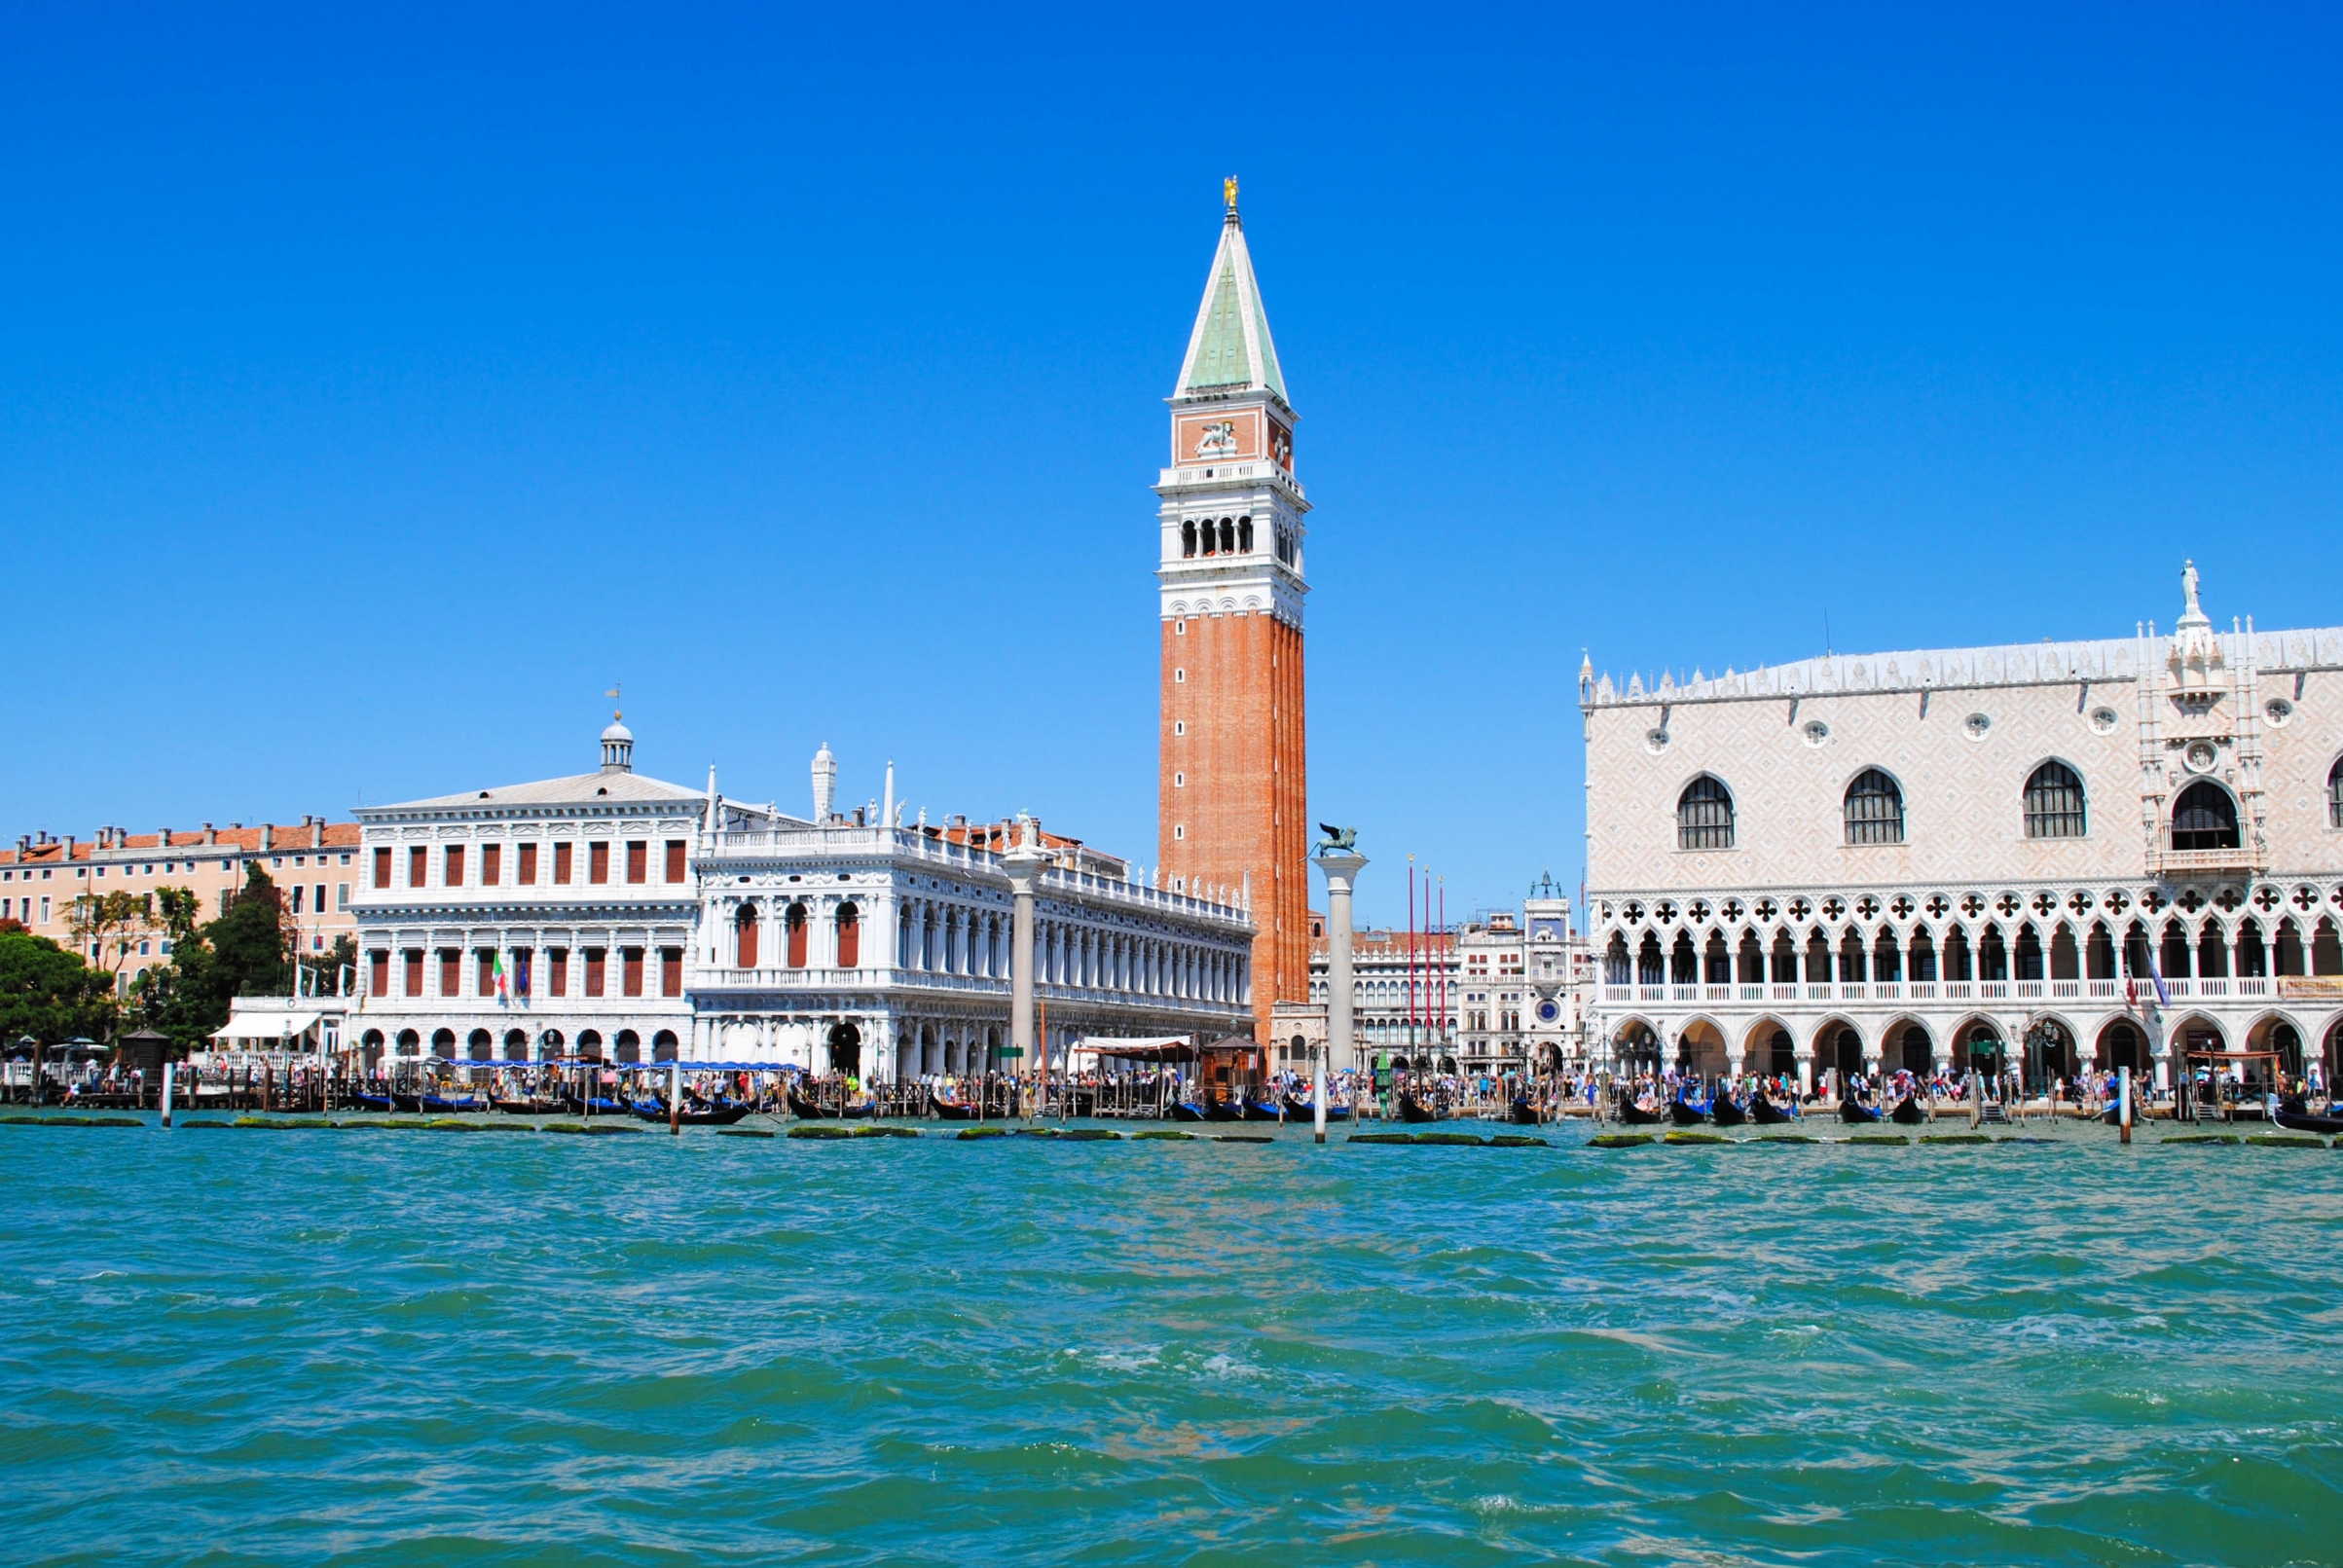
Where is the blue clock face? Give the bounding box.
[1536,999,1559,1023]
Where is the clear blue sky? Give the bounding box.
[4,4,2338,928]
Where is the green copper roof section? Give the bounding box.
[1186,257,1252,391]
[1175,211,1290,405]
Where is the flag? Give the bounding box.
[493,951,508,1005]
[2124,972,2139,1010]
[2146,958,2170,1010]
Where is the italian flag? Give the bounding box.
[493,952,508,1004]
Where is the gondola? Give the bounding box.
[1669,1092,1712,1127]
[1888,1092,1927,1126]
[421,1094,484,1114]
[348,1092,393,1112]
[1202,1096,1247,1122]
[1397,1091,1443,1124]
[1509,1096,1542,1126]
[786,1086,871,1120]
[1166,1100,1210,1122]
[2273,1095,2343,1136]
[494,1097,553,1115]
[631,1100,755,1126]
[1241,1094,1288,1122]
[1616,1099,1664,1126]
[1283,1092,1352,1122]
[391,1092,427,1113]
[1839,1097,1883,1124]
[1710,1091,1748,1128]
[930,1092,984,1121]
[1749,1091,1799,1125]
[564,1094,628,1115]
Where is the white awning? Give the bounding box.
[211,1009,325,1042]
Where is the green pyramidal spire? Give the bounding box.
[1176,195,1287,404]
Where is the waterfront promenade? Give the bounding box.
[3,1116,2337,1565]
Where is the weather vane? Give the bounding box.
[605,682,622,721]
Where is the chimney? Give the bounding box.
[202,823,217,847]
[261,823,274,852]
[311,817,323,849]
[158,827,170,849]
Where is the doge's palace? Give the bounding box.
[1580,565,2343,1091]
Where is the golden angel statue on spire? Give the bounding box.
[1225,174,1238,209]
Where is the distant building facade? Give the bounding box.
[1580,565,2343,1089]
[0,818,361,988]
[348,721,1255,1075]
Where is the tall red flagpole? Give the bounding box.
[1407,858,1417,1049]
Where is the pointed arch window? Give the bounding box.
[1676,776,1735,850]
[2329,757,2343,828]
[2171,781,2239,852]
[2023,761,2087,839]
[1844,769,1905,846]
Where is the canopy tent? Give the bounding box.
[1068,1036,1198,1067]
[210,1009,324,1043]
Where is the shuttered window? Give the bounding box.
[625,841,646,884]
[374,847,392,889]
[621,947,643,997]
[408,847,427,888]
[2022,762,2087,839]
[477,949,496,994]
[439,949,461,996]
[660,947,682,997]
[444,846,464,887]
[517,844,537,885]
[553,843,572,885]
[404,949,423,996]
[480,845,502,884]
[588,843,609,884]
[584,948,605,997]
[665,840,686,882]
[370,950,389,997]
[548,948,567,998]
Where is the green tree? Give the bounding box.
[130,866,297,1054]
[0,930,118,1044]
[69,890,153,989]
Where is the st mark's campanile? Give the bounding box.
[1155,179,1310,1041]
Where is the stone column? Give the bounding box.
[1316,850,1367,1147]
[1004,818,1045,1104]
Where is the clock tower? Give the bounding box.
[1156,180,1310,1040]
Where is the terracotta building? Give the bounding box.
[1155,180,1310,1040]
[0,817,362,989]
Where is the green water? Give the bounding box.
[4,1118,2339,1565]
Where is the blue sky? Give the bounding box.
[3,3,2337,927]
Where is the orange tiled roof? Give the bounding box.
[0,822,362,865]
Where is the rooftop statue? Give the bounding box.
[1315,823,1357,855]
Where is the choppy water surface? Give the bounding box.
[4,1120,2340,1566]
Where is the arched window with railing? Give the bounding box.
[1844,768,1905,845]
[2023,760,2087,839]
[2171,781,2239,851]
[1676,775,1735,850]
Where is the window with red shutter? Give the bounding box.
[664,840,686,882]
[440,949,461,996]
[584,948,605,997]
[836,903,860,967]
[518,844,537,885]
[404,949,424,996]
[408,847,427,888]
[374,847,392,889]
[625,841,646,884]
[444,846,464,887]
[661,947,681,997]
[477,949,495,995]
[548,948,568,998]
[622,947,644,997]
[370,951,389,997]
[787,903,808,967]
[589,843,609,884]
[481,845,501,885]
[553,843,572,885]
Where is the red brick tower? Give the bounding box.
[1156,179,1310,1041]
